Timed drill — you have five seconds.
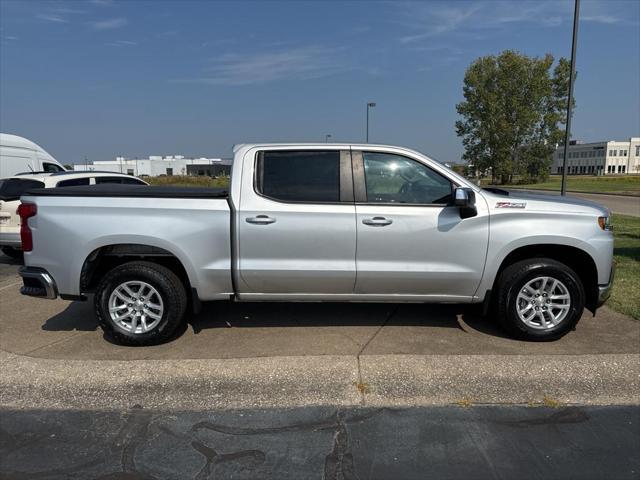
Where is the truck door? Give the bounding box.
[352,150,489,299]
[237,148,356,294]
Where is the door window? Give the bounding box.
[255,150,340,203]
[56,177,90,187]
[362,152,453,204]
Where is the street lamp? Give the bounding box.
[325,134,332,143]
[561,0,580,196]
[366,102,376,143]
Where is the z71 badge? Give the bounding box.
[495,201,526,209]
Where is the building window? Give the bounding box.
[623,150,628,156]
[127,169,134,175]
[636,145,640,156]
[622,165,626,173]
[557,166,562,174]
[609,150,613,156]
[166,168,173,176]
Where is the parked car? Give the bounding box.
[0,171,148,258]
[18,143,614,345]
[0,133,66,177]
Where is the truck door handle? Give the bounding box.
[246,215,276,225]
[362,216,393,226]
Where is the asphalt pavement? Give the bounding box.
[2,405,639,480]
[1,252,639,479]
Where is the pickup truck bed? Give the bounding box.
[26,184,228,199]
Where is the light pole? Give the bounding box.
[325,134,332,143]
[366,102,376,143]
[561,0,580,196]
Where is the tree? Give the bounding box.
[455,51,573,184]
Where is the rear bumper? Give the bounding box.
[597,263,616,307]
[0,231,21,248]
[19,267,58,299]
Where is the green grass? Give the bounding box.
[495,175,640,196]
[610,214,640,319]
[145,175,230,189]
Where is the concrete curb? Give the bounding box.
[1,349,638,411]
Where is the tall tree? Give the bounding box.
[456,51,573,184]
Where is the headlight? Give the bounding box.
[598,216,612,231]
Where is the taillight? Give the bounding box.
[17,203,37,252]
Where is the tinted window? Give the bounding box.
[122,177,146,185]
[256,150,340,202]
[363,152,453,204]
[42,162,64,173]
[56,178,90,187]
[95,176,146,185]
[0,179,45,200]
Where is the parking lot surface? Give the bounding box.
[2,252,639,478]
[1,254,639,361]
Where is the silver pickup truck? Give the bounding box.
[18,143,614,345]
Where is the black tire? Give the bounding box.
[1,246,23,260]
[94,261,187,346]
[495,258,585,341]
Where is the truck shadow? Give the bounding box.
[39,300,510,344]
[183,301,509,339]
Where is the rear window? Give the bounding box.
[0,179,46,200]
[95,176,146,185]
[255,150,340,203]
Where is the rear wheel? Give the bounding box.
[496,258,585,341]
[94,261,187,346]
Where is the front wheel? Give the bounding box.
[496,258,585,341]
[94,261,187,346]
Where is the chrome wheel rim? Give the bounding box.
[516,276,571,330]
[108,281,164,334]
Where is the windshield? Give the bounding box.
[0,179,46,201]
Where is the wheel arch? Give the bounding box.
[79,243,199,310]
[491,244,599,313]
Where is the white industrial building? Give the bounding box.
[551,137,640,175]
[74,155,231,177]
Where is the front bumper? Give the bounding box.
[19,267,58,299]
[597,263,616,307]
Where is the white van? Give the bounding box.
[0,133,66,177]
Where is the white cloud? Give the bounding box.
[105,40,137,47]
[395,0,632,43]
[174,46,350,86]
[37,13,69,23]
[90,17,127,30]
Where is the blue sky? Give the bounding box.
[1,0,638,163]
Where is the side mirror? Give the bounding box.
[454,187,474,207]
[454,187,477,218]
